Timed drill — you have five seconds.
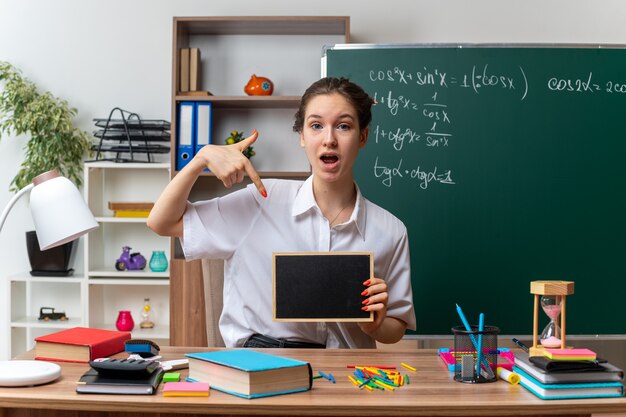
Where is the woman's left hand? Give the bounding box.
[358,277,388,335]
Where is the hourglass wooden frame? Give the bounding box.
[529,280,575,357]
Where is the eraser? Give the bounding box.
[163,372,180,382]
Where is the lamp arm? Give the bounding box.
[0,183,34,234]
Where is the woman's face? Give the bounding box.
[299,93,368,185]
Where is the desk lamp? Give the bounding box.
[0,170,98,386]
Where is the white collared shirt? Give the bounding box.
[183,176,416,348]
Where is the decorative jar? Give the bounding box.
[115,310,134,331]
[149,250,168,272]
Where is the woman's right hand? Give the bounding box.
[191,129,267,198]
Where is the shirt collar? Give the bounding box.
[293,175,367,240]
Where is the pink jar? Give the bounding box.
[115,310,134,331]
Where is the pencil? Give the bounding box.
[401,362,416,372]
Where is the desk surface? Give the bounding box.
[0,347,625,417]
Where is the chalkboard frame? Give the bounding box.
[324,43,626,335]
[272,252,374,322]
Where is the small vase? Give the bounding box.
[115,310,134,331]
[149,251,168,272]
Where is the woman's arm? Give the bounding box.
[147,130,265,237]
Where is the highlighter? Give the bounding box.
[497,367,520,385]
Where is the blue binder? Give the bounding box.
[195,102,212,154]
[176,101,195,171]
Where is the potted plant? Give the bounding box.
[0,61,92,275]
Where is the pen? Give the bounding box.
[456,304,494,379]
[512,338,529,352]
[475,312,485,377]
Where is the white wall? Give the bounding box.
[1,0,625,360]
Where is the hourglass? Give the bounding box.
[529,280,574,356]
[540,295,562,348]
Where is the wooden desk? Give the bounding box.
[0,348,624,417]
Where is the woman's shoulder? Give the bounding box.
[362,196,408,234]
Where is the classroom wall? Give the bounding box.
[1,0,625,360]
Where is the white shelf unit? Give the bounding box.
[8,274,85,355]
[6,161,173,358]
[84,161,171,342]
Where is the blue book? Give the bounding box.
[185,350,312,399]
[514,367,625,400]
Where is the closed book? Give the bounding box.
[35,327,131,363]
[515,367,624,400]
[179,48,190,92]
[76,367,163,395]
[189,48,201,91]
[514,351,623,384]
[185,349,312,399]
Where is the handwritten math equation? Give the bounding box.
[373,156,455,190]
[368,65,529,101]
[369,65,626,101]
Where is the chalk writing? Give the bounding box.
[373,157,455,190]
[367,64,529,101]
[548,72,600,93]
[369,66,448,87]
[373,90,419,116]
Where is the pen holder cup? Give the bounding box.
[451,325,500,383]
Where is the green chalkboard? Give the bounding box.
[326,44,626,335]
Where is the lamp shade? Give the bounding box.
[29,171,99,250]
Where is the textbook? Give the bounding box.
[514,351,624,384]
[76,367,163,395]
[515,367,624,400]
[34,327,131,363]
[186,349,312,399]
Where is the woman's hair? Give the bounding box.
[292,77,374,133]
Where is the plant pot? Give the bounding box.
[26,230,76,276]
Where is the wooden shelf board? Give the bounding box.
[174,95,301,108]
[175,16,349,36]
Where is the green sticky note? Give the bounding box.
[163,372,180,382]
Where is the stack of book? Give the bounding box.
[178,47,210,95]
[513,349,625,400]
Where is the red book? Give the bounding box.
[34,327,131,363]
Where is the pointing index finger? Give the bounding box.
[244,159,267,198]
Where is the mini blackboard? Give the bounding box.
[273,252,374,322]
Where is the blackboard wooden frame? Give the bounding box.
[325,43,626,335]
[272,252,374,322]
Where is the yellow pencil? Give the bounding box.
[401,362,416,372]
